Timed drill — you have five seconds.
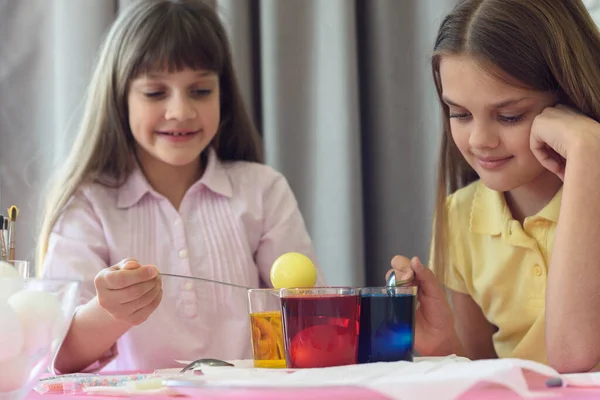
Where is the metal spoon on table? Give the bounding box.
[160,359,234,389]
[179,358,234,373]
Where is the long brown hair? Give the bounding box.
[431,0,600,285]
[37,0,262,273]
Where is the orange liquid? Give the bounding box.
[249,311,286,368]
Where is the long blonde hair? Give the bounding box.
[37,0,262,274]
[431,0,600,285]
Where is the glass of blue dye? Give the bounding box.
[357,286,417,363]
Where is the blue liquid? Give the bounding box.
[357,293,415,363]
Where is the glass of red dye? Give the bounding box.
[279,287,360,368]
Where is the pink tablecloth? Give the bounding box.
[25,373,600,400]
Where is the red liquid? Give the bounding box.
[280,294,359,368]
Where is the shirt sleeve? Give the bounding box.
[445,260,469,294]
[254,173,326,287]
[444,193,469,294]
[428,193,469,294]
[41,189,118,373]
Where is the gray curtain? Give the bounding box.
[216,0,457,286]
[4,0,598,284]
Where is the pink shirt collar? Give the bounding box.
[117,148,233,209]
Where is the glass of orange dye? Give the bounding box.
[247,288,286,368]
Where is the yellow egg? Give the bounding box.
[270,252,317,289]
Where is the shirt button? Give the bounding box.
[184,281,193,291]
[179,249,188,258]
[174,217,182,226]
[534,265,543,276]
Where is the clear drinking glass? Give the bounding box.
[357,286,417,363]
[7,261,32,279]
[248,288,285,368]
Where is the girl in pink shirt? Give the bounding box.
[38,0,324,373]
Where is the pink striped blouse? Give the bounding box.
[42,149,325,372]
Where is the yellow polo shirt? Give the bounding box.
[445,180,562,364]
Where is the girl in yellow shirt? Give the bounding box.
[390,0,600,373]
